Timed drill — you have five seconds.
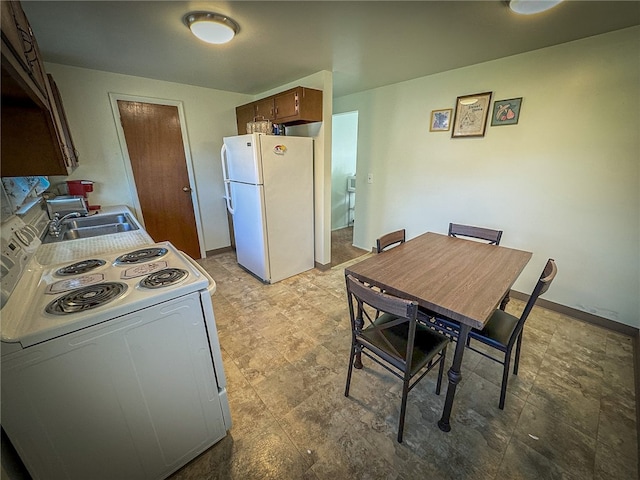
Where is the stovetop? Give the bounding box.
[1,241,210,349]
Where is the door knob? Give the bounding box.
[182,186,191,192]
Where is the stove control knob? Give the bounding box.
[15,228,33,247]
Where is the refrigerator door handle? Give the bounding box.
[221,144,234,214]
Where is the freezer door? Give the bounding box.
[222,134,263,184]
[229,181,270,281]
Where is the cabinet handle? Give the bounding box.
[182,186,191,192]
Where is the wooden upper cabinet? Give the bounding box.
[274,87,322,124]
[47,74,79,172]
[1,0,78,176]
[235,86,323,134]
[1,0,48,104]
[235,103,256,135]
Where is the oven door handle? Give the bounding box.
[181,252,216,295]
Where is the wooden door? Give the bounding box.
[116,100,201,259]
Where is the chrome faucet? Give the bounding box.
[48,212,82,237]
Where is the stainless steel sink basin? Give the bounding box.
[61,223,137,240]
[42,213,139,243]
[64,213,134,229]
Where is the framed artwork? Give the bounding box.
[491,97,523,126]
[429,108,452,132]
[451,91,492,138]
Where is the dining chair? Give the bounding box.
[448,223,510,311]
[466,258,557,409]
[344,274,449,443]
[376,229,406,253]
[448,223,503,245]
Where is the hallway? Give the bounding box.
[330,226,368,268]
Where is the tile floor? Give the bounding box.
[329,227,368,267]
[169,252,638,480]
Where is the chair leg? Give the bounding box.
[345,344,356,397]
[397,378,410,443]
[513,332,523,375]
[435,346,446,395]
[499,351,511,410]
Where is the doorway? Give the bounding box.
[330,111,366,266]
[110,95,204,259]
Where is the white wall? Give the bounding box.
[331,111,358,230]
[334,27,640,328]
[45,63,251,252]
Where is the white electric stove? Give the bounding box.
[3,242,210,349]
[1,205,231,480]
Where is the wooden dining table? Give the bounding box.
[344,232,532,432]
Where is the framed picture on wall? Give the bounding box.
[451,91,492,138]
[491,97,523,126]
[429,108,453,132]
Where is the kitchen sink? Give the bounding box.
[61,223,137,240]
[42,213,139,243]
[64,213,134,229]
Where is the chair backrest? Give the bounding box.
[448,223,502,245]
[512,259,558,343]
[376,229,406,253]
[345,274,418,363]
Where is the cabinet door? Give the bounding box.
[1,1,23,60]
[47,74,79,171]
[2,0,48,101]
[273,88,299,122]
[235,103,255,134]
[254,96,275,121]
[274,87,323,124]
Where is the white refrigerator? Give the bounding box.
[221,133,314,283]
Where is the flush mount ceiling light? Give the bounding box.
[183,11,239,44]
[508,0,563,15]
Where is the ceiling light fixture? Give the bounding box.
[508,0,563,15]
[183,11,239,44]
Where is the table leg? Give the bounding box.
[438,323,471,432]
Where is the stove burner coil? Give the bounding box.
[46,282,127,315]
[115,247,168,265]
[56,259,106,276]
[140,268,188,289]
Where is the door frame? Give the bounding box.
[108,93,206,258]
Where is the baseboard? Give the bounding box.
[205,246,234,257]
[315,261,331,271]
[510,290,638,337]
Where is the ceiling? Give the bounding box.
[22,1,640,98]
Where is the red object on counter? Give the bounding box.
[67,180,100,210]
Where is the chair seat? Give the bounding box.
[360,313,450,376]
[469,309,519,350]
